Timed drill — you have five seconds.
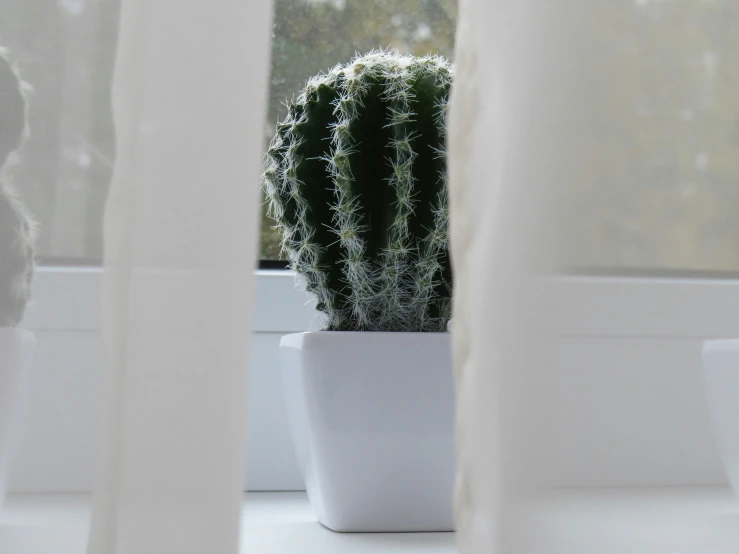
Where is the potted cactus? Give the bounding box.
[0,49,36,508]
[265,51,454,532]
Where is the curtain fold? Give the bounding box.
[449,1,581,551]
[87,1,273,553]
[450,1,739,551]
[447,0,500,550]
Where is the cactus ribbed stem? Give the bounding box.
[0,184,35,327]
[265,51,453,332]
[0,48,35,327]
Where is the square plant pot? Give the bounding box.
[280,331,455,532]
[0,328,34,507]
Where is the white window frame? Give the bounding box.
[13,266,316,493]
[12,266,739,491]
[22,266,315,333]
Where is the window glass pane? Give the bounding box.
[1,0,119,261]
[12,1,738,273]
[562,0,739,273]
[1,0,457,263]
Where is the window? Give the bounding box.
[7,0,735,273]
[560,0,739,274]
[1,0,458,263]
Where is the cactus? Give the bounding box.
[265,51,453,332]
[0,49,35,327]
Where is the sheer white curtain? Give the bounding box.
[450,1,739,552]
[449,1,594,552]
[447,0,501,549]
[87,1,273,553]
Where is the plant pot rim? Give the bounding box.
[703,339,739,354]
[281,330,450,349]
[290,330,449,335]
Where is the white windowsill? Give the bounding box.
[3,488,737,553]
[0,492,457,554]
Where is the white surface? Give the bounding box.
[509,487,739,553]
[0,492,457,554]
[535,336,723,486]
[280,332,455,532]
[703,340,739,494]
[0,329,34,506]
[11,270,311,493]
[4,489,739,553]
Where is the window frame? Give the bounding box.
[13,265,737,492]
[12,265,311,493]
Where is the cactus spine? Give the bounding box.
[265,51,453,332]
[0,48,35,327]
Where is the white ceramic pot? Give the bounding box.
[0,328,34,507]
[280,331,455,532]
[702,340,739,494]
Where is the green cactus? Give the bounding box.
[0,48,35,327]
[265,51,453,332]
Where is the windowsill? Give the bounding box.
[2,488,737,552]
[0,492,457,553]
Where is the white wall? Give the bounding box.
[538,277,737,486]
[9,269,734,491]
[542,337,723,486]
[11,269,313,492]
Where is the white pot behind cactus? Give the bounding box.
[266,52,455,532]
[702,340,739,496]
[0,329,34,505]
[0,48,36,508]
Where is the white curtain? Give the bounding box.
[87,1,273,553]
[447,0,500,549]
[449,1,571,550]
[449,1,653,551]
[450,1,739,552]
